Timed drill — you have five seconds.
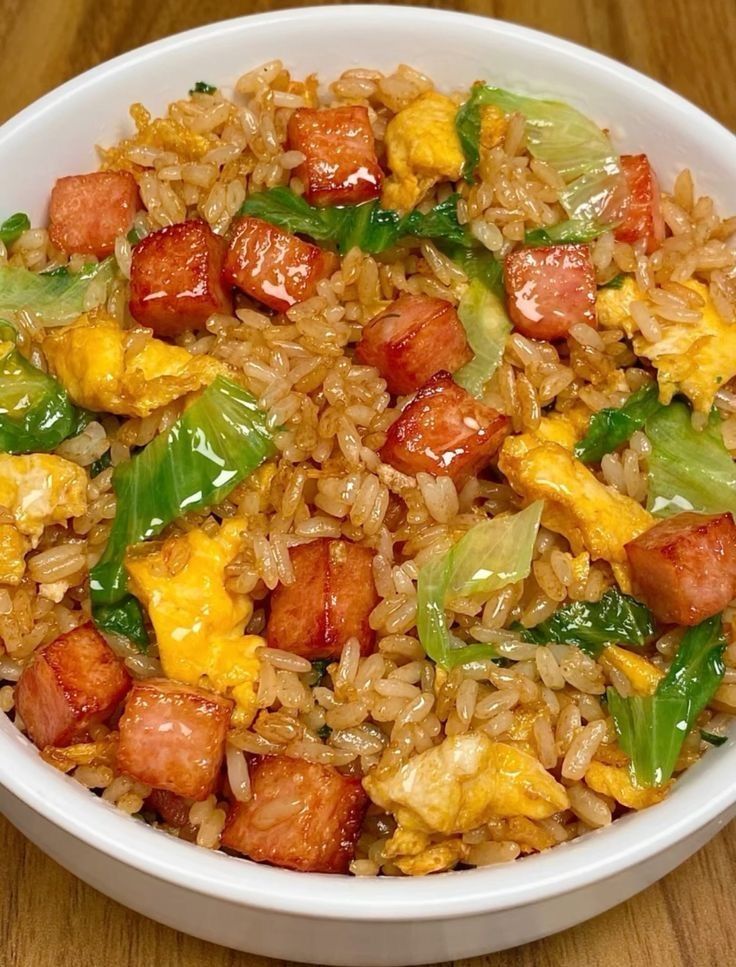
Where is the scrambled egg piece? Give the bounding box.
[585,761,668,809]
[393,840,468,876]
[44,313,227,419]
[535,405,591,451]
[633,281,736,413]
[600,644,663,696]
[382,92,465,211]
[363,733,569,835]
[0,454,86,584]
[0,523,29,586]
[0,454,87,542]
[126,520,263,722]
[101,102,214,170]
[596,276,641,338]
[498,433,653,591]
[487,815,557,853]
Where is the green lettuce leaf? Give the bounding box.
[456,84,623,239]
[454,279,511,397]
[608,615,726,786]
[519,588,656,657]
[0,258,116,326]
[0,343,79,454]
[646,402,736,516]
[90,377,275,646]
[574,382,662,464]
[0,213,30,246]
[238,187,474,255]
[417,503,542,668]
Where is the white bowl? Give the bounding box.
[1,7,735,964]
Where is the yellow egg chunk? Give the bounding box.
[0,523,29,585]
[585,760,668,809]
[596,276,642,338]
[535,405,591,451]
[600,644,664,695]
[44,312,228,419]
[393,840,469,876]
[633,281,736,413]
[363,733,569,835]
[498,433,653,592]
[126,520,263,722]
[382,92,465,212]
[0,453,87,542]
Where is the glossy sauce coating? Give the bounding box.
[129,219,232,336]
[380,371,510,484]
[223,216,337,312]
[15,624,131,749]
[287,105,383,206]
[221,755,368,873]
[356,293,472,395]
[615,153,666,254]
[504,243,597,341]
[626,511,736,625]
[116,679,232,801]
[266,537,378,660]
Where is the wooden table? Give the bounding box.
[1,1,735,964]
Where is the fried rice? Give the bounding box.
[1,60,736,878]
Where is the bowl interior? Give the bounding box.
[1,4,736,921]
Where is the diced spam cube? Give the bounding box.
[15,624,131,750]
[267,538,377,660]
[614,154,666,255]
[287,105,383,207]
[504,244,597,341]
[356,294,472,395]
[625,511,736,625]
[117,679,232,801]
[221,756,368,873]
[49,171,140,258]
[380,371,510,484]
[223,217,337,313]
[145,788,192,828]
[129,220,232,336]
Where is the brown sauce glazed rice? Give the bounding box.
[2,60,736,878]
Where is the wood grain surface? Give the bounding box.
[0,1,734,966]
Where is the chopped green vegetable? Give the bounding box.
[238,187,473,255]
[519,588,656,657]
[190,81,217,95]
[90,449,112,478]
[0,342,79,454]
[437,241,503,295]
[524,222,602,246]
[309,658,330,685]
[646,402,736,516]
[575,382,662,464]
[0,257,116,326]
[126,227,142,246]
[608,615,726,787]
[0,213,30,247]
[701,730,728,747]
[599,273,626,290]
[90,377,275,646]
[417,503,542,668]
[456,85,622,239]
[454,279,512,397]
[94,598,149,648]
